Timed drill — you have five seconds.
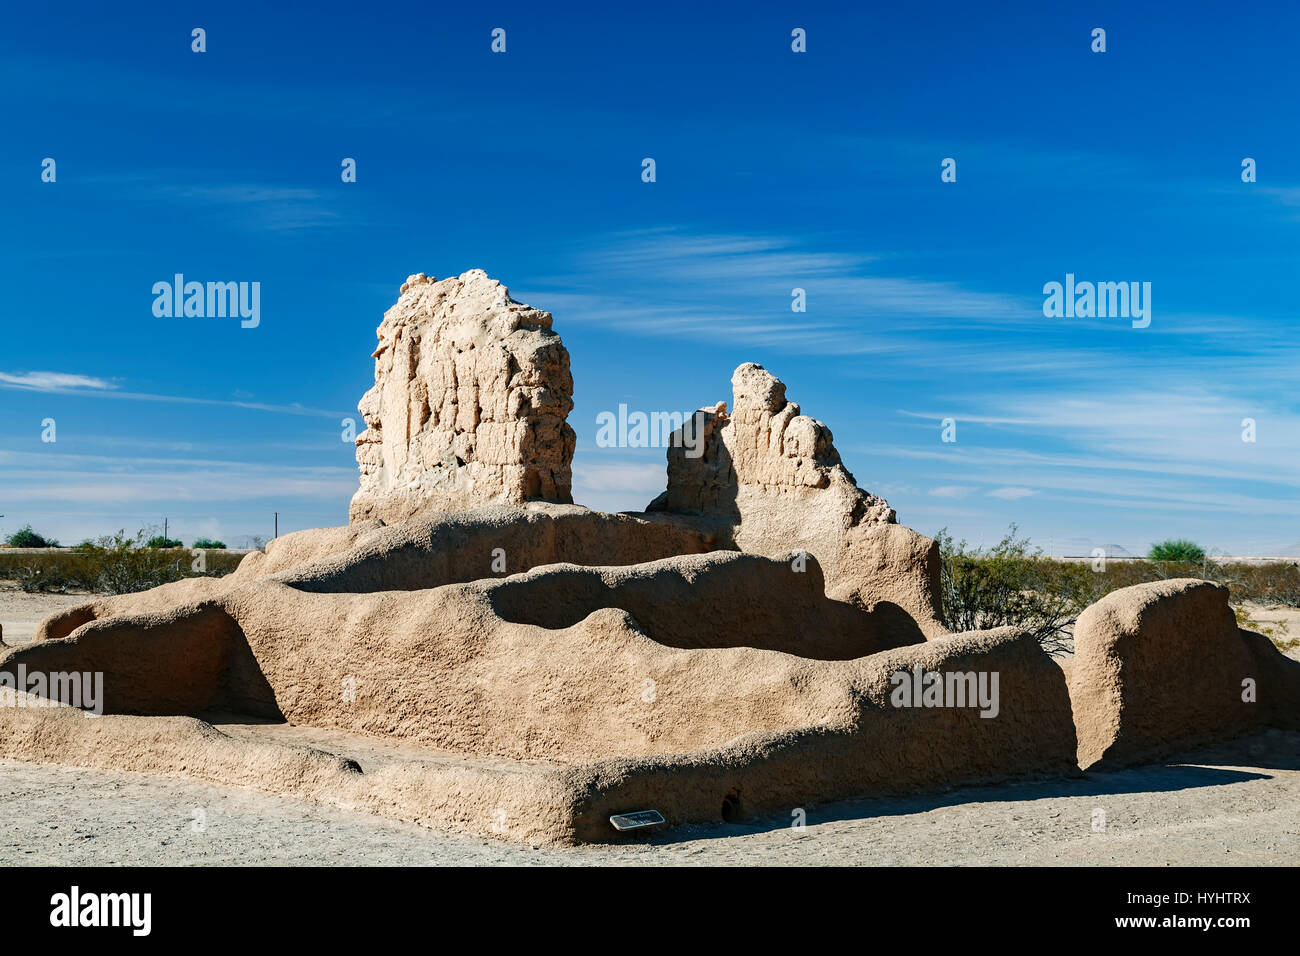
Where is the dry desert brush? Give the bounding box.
[936,525,1101,653]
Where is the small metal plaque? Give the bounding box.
[609,810,666,831]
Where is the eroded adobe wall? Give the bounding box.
[1068,578,1299,768]
[563,626,1080,841]
[278,504,718,594]
[205,574,876,763]
[10,549,919,763]
[3,602,277,718]
[349,271,577,523]
[0,699,587,848]
[12,558,1300,845]
[647,362,944,633]
[0,618,1078,846]
[648,363,895,531]
[483,550,926,658]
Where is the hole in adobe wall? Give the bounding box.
[720,790,742,822]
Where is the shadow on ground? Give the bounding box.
[628,729,1300,845]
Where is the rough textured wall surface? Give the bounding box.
[645,362,944,630]
[1068,579,1270,769]
[0,621,1075,845]
[563,625,1080,841]
[350,270,576,523]
[649,362,895,530]
[13,521,923,764]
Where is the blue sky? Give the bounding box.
[2,1,1298,554]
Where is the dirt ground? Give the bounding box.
[1243,604,1300,645]
[2,730,1297,865]
[0,589,89,646]
[3,586,1298,866]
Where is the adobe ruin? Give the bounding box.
[2,271,1296,844]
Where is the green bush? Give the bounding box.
[82,531,187,593]
[935,530,1300,653]
[144,535,184,549]
[5,525,59,548]
[1148,538,1206,563]
[0,529,243,594]
[11,563,70,592]
[936,525,1103,653]
[192,538,227,550]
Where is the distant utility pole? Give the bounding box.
[164,518,169,541]
[274,512,279,540]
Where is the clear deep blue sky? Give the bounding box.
[2,1,1298,554]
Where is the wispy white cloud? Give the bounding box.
[1258,186,1300,208]
[582,229,875,279]
[570,459,666,513]
[875,383,1300,534]
[929,485,975,498]
[65,171,346,233]
[151,181,342,232]
[0,450,354,505]
[987,486,1037,500]
[163,185,324,205]
[0,373,346,418]
[518,229,1033,354]
[898,386,1300,482]
[0,371,117,391]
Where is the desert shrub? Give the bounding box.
[1148,538,1206,563]
[192,538,227,550]
[936,525,1103,653]
[934,529,1300,656]
[1092,559,1164,590]
[5,525,58,548]
[1211,561,1300,606]
[12,562,73,593]
[0,530,243,594]
[144,535,184,549]
[1122,556,1300,607]
[72,531,187,594]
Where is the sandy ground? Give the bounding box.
[2,730,1297,865]
[3,585,1299,866]
[1244,603,1300,643]
[0,588,90,646]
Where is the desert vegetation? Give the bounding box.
[938,526,1298,653]
[1148,538,1207,562]
[0,529,244,595]
[936,527,1101,654]
[4,514,1298,656]
[4,525,59,549]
